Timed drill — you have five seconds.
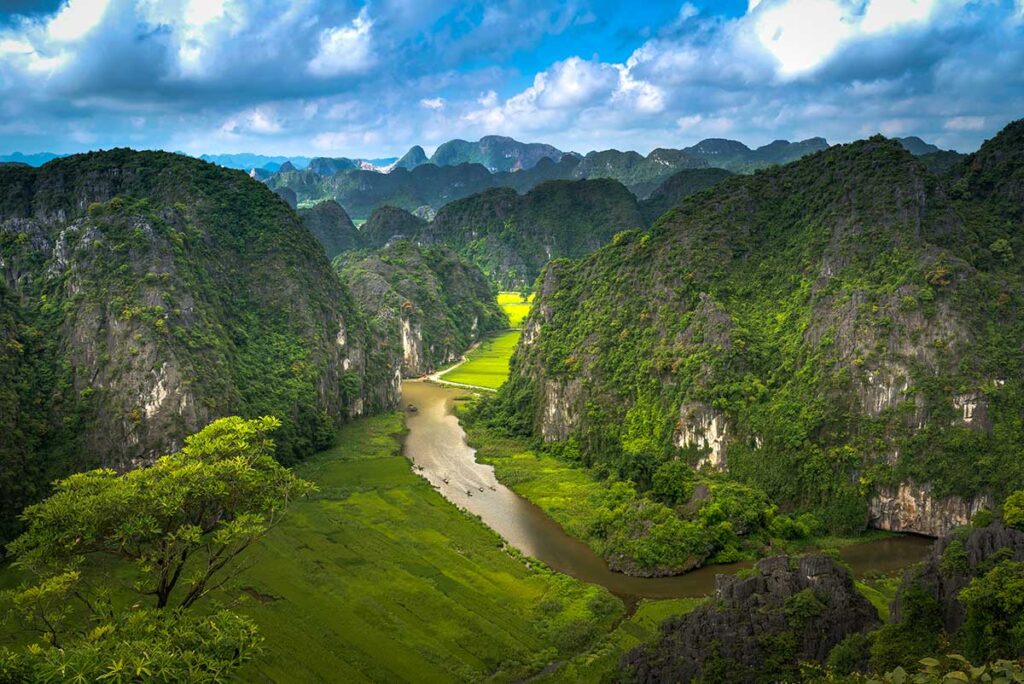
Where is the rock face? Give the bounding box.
[339,240,506,377]
[361,205,426,250]
[429,135,563,172]
[869,482,993,537]
[675,402,729,470]
[621,555,879,683]
[497,122,1024,539]
[892,523,1024,634]
[0,150,400,544]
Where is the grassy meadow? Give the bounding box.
[440,330,521,390]
[437,292,533,390]
[221,412,625,682]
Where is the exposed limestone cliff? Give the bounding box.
[622,555,879,683]
[0,150,400,543]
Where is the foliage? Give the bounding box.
[870,585,944,672]
[485,123,1024,554]
[339,240,506,375]
[0,609,261,683]
[5,416,313,614]
[0,150,393,547]
[958,560,1024,662]
[1002,491,1024,530]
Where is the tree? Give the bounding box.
[5,416,313,626]
[1,416,311,680]
[0,608,261,683]
[1001,490,1024,529]
[959,560,1024,662]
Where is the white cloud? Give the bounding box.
[420,97,445,110]
[221,106,282,135]
[944,115,986,131]
[48,0,111,42]
[307,7,375,77]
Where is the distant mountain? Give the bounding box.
[308,157,360,175]
[0,152,64,167]
[639,168,734,225]
[261,133,956,217]
[298,200,362,258]
[895,136,942,155]
[199,153,311,171]
[429,135,563,172]
[423,178,644,289]
[392,145,428,171]
[570,148,708,198]
[362,206,428,250]
[681,137,830,173]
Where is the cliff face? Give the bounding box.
[621,555,879,683]
[891,523,1024,635]
[0,150,400,543]
[497,121,1024,538]
[339,240,506,377]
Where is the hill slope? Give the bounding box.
[298,200,362,258]
[0,150,401,543]
[490,123,1024,545]
[425,178,645,290]
[339,241,507,376]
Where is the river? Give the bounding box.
[402,380,932,601]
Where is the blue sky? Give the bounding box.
[0,0,1021,157]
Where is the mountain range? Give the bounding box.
[482,120,1024,576]
[262,134,960,218]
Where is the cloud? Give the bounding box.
[307,7,375,77]
[0,0,1019,157]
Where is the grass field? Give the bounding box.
[221,412,625,682]
[436,292,534,390]
[465,422,611,549]
[497,292,534,329]
[440,330,521,389]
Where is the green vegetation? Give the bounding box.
[0,416,303,682]
[0,149,397,546]
[498,291,534,328]
[442,330,522,389]
[479,122,1024,574]
[339,240,507,375]
[539,598,705,682]
[213,412,626,682]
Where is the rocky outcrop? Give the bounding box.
[869,482,993,537]
[0,150,401,543]
[339,241,505,379]
[540,379,583,442]
[891,523,1024,634]
[622,555,879,683]
[675,401,729,470]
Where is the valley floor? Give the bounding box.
[220,412,665,683]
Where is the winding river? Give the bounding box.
[402,380,932,601]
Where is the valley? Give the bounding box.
[1,124,1021,683]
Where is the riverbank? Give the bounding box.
[226,412,625,682]
[460,405,931,581]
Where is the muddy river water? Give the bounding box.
[402,381,932,600]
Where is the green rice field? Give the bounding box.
[497,291,534,329]
[440,330,521,390]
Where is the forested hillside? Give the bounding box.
[0,150,401,544]
[480,121,1024,572]
[339,241,507,376]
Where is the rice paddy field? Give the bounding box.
[497,291,534,328]
[222,413,625,683]
[439,330,521,390]
[437,292,534,390]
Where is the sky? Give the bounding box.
[0,0,1022,158]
